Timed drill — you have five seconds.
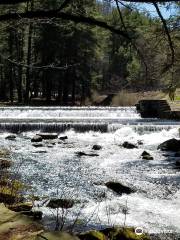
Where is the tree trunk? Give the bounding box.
[25,0,34,104]
[62,70,69,105]
[8,30,14,103]
[71,70,76,105]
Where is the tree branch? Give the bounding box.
[58,0,72,11]
[115,0,148,80]
[0,0,176,4]
[0,0,28,4]
[0,10,130,40]
[0,53,80,70]
[153,2,175,70]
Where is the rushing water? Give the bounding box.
[0,107,180,234]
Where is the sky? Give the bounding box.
[136,3,177,19]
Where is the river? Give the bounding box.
[0,106,179,234]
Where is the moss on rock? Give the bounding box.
[78,230,106,240]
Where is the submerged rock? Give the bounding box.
[141,151,154,160]
[105,182,134,195]
[158,138,180,151]
[0,159,12,169]
[5,135,16,140]
[47,198,75,209]
[32,143,44,148]
[122,142,137,149]
[76,152,99,157]
[31,135,42,142]
[92,145,102,150]
[37,133,58,140]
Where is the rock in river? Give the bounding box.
[32,143,44,148]
[141,151,154,160]
[37,133,58,140]
[122,142,137,149]
[105,182,134,195]
[5,135,16,140]
[59,136,68,141]
[157,138,180,151]
[31,135,42,142]
[76,151,99,157]
[92,145,102,150]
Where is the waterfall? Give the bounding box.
[0,107,179,133]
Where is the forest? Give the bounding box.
[0,0,179,105]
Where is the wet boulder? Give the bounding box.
[76,152,99,157]
[92,145,102,151]
[158,138,180,151]
[141,151,154,160]
[31,135,42,142]
[5,135,16,141]
[47,198,75,209]
[105,182,134,195]
[37,133,58,140]
[59,136,68,141]
[122,142,137,149]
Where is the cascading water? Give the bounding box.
[0,106,180,235]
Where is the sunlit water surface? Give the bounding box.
[0,107,179,234]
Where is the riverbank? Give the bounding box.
[0,90,170,107]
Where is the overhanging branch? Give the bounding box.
[153,2,175,70]
[0,10,130,40]
[0,0,176,4]
[0,0,28,4]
